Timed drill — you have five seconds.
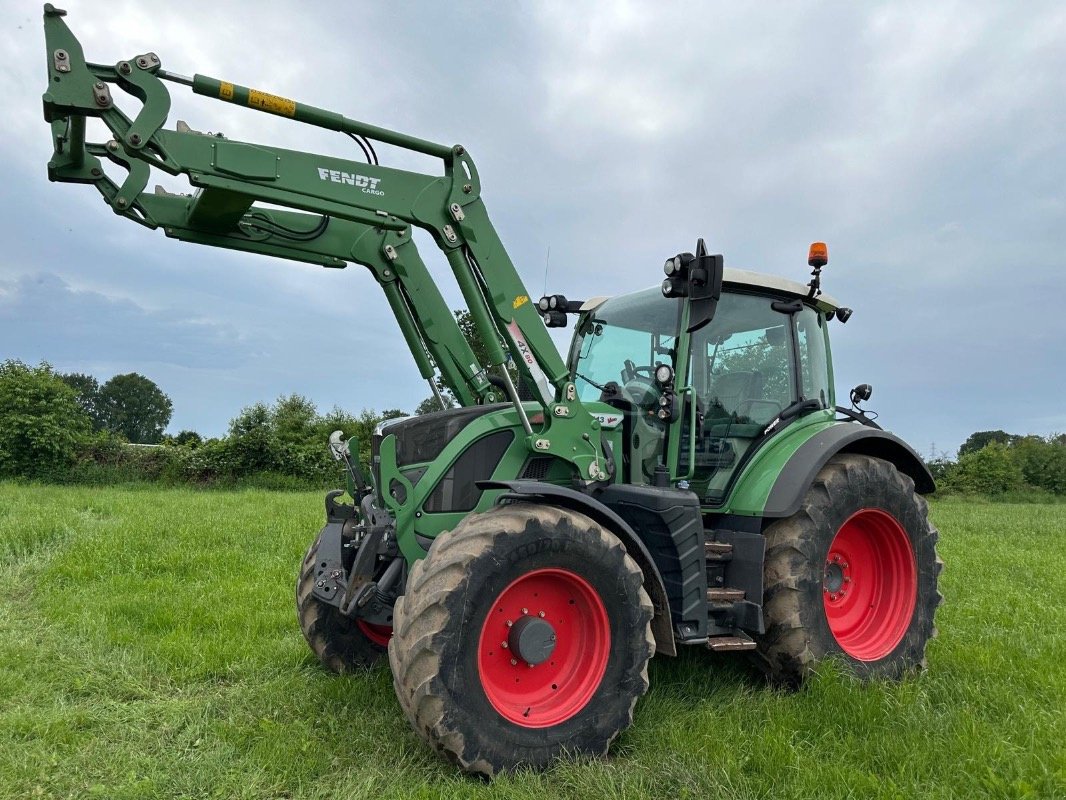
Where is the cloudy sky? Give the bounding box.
[2,1,1063,456]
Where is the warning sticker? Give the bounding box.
[506,320,554,406]
[219,81,234,101]
[248,88,296,117]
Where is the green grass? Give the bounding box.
[0,485,1063,799]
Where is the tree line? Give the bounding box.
[928,430,1066,497]
[0,360,406,488]
[5,358,1065,497]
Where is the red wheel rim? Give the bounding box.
[823,508,917,661]
[356,620,393,647]
[477,568,610,728]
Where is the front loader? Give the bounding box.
[41,5,943,777]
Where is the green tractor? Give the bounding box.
[42,5,942,776]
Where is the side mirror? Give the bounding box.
[687,238,723,333]
[660,237,724,333]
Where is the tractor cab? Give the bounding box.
[569,269,840,504]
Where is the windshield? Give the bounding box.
[570,287,680,401]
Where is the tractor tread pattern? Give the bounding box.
[751,454,943,687]
[389,503,655,777]
[296,532,386,673]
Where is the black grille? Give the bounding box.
[423,430,514,513]
[520,457,554,480]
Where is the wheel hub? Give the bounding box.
[823,560,846,594]
[508,616,557,665]
[477,568,610,728]
[822,508,918,661]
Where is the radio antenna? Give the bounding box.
[542,245,551,297]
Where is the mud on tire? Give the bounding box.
[388,502,655,777]
[753,454,943,687]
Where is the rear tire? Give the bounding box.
[753,454,943,687]
[296,534,390,672]
[389,503,654,777]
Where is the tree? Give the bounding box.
[415,392,456,415]
[0,360,92,478]
[173,430,203,447]
[59,372,105,430]
[455,309,494,374]
[945,442,1024,495]
[1011,435,1066,495]
[270,394,319,445]
[98,373,174,444]
[958,430,1016,457]
[226,401,281,474]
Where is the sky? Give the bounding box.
[2,1,1064,457]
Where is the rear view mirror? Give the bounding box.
[660,237,724,332]
[765,326,786,346]
[687,238,723,333]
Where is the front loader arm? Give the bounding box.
[41,5,610,482]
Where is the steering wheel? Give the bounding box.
[622,359,656,385]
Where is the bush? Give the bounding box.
[942,442,1025,495]
[0,360,92,479]
[1011,435,1066,495]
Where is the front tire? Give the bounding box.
[753,454,943,687]
[296,533,391,672]
[389,503,654,777]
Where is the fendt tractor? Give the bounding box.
[42,6,942,776]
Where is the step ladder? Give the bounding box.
[703,535,758,652]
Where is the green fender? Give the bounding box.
[722,411,935,519]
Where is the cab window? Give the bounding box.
[684,293,795,503]
[797,307,832,408]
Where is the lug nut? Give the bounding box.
[521,608,528,615]
[510,658,517,666]
[505,620,513,627]
[501,641,508,649]
[538,611,545,618]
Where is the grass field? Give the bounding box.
[0,484,1063,799]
